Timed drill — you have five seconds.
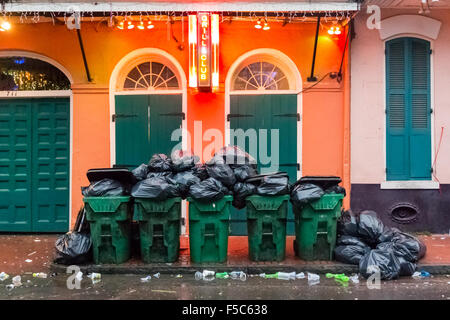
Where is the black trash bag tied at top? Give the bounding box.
[148,154,173,172]
[132,164,149,181]
[131,176,179,200]
[172,170,201,199]
[290,183,324,208]
[205,162,237,188]
[192,163,209,181]
[171,150,200,172]
[233,165,258,182]
[81,178,126,197]
[256,175,290,196]
[54,232,92,265]
[188,177,230,202]
[357,210,387,246]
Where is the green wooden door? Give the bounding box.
[386,37,431,180]
[229,94,298,235]
[0,98,70,232]
[115,94,183,168]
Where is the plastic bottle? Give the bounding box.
[195,270,215,281]
[215,272,229,279]
[295,272,305,279]
[0,272,9,281]
[32,272,48,279]
[153,272,161,279]
[277,272,296,280]
[230,271,247,281]
[12,275,22,287]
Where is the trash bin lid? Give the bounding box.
[86,168,137,185]
[245,172,289,185]
[293,176,342,190]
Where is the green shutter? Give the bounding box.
[386,38,431,181]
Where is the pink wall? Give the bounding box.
[351,9,450,184]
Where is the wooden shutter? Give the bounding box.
[386,38,431,180]
[409,38,431,179]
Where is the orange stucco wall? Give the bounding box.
[0,18,350,228]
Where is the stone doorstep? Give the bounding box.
[49,262,450,276]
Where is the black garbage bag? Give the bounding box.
[132,164,149,181]
[337,210,359,238]
[334,235,371,265]
[131,177,179,200]
[374,241,418,276]
[391,231,427,261]
[337,235,369,248]
[325,185,346,197]
[54,232,92,265]
[357,210,386,246]
[171,150,199,172]
[256,175,289,196]
[148,154,173,172]
[290,183,324,208]
[206,163,236,188]
[147,171,174,179]
[232,182,257,209]
[214,145,257,168]
[334,245,371,265]
[359,249,401,280]
[192,163,209,180]
[173,170,201,199]
[81,178,125,197]
[188,177,229,202]
[398,257,417,276]
[234,165,258,182]
[378,227,402,243]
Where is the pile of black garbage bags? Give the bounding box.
[81,146,292,209]
[335,210,427,280]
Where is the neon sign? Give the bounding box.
[189,13,219,90]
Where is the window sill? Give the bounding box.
[380,181,440,190]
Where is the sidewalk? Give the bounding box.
[0,234,449,276]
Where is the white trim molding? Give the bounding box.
[4,2,360,13]
[379,15,442,41]
[381,180,440,190]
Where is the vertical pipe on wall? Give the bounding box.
[342,24,351,210]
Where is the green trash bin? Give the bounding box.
[246,195,289,262]
[187,196,232,263]
[83,196,132,264]
[134,197,182,263]
[293,193,344,261]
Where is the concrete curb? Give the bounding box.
[50,262,450,275]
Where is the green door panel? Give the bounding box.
[0,98,70,232]
[31,99,70,232]
[386,37,431,180]
[229,94,298,235]
[115,94,183,168]
[0,99,33,232]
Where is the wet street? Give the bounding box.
[1,273,449,300]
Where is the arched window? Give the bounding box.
[232,61,289,91]
[0,57,70,91]
[123,61,179,91]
